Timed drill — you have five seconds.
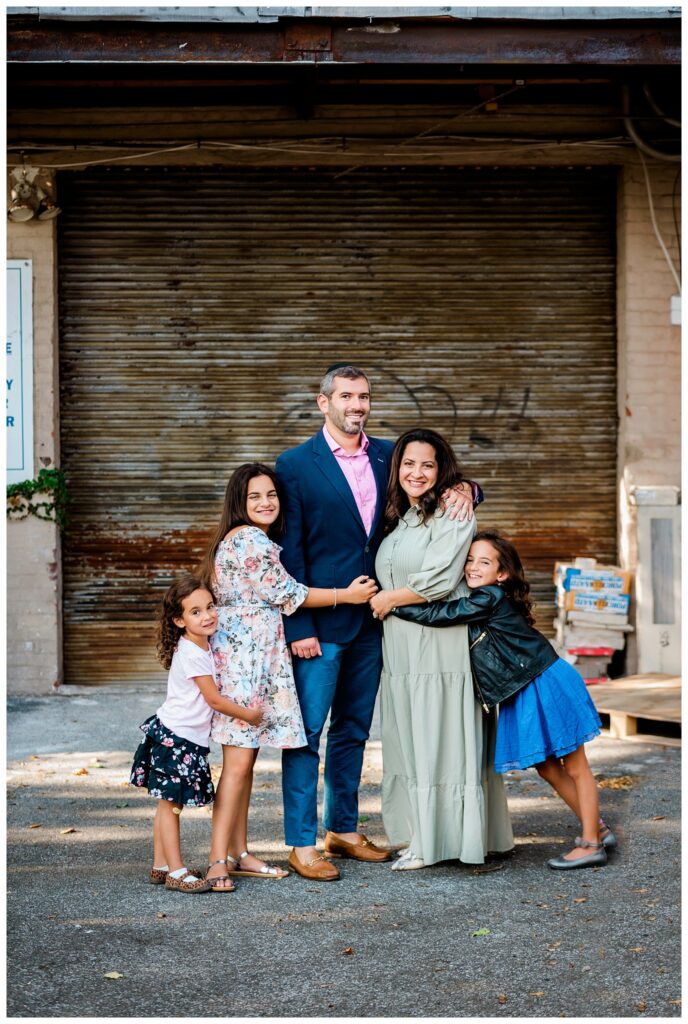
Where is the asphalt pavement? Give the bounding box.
[7,685,681,1018]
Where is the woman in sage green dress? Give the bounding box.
[370,428,513,869]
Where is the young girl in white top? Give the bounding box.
[197,462,378,889]
[130,574,263,894]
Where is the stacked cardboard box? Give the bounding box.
[553,558,634,683]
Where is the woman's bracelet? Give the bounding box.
[332,587,337,609]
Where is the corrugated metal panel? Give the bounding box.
[11,6,681,20]
[58,166,617,684]
[9,7,301,21]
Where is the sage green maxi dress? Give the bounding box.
[376,507,514,865]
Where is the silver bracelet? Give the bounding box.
[333,587,337,609]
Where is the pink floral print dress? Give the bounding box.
[209,526,308,749]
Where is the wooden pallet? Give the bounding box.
[590,673,681,739]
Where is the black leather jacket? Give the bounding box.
[393,584,559,712]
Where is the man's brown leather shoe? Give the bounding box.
[288,849,341,881]
[324,832,393,862]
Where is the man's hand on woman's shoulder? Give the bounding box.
[440,480,475,522]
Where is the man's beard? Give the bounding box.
[329,407,368,435]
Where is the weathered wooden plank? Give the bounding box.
[5,142,637,170]
[7,103,623,146]
[591,675,681,724]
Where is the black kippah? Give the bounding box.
[325,362,352,374]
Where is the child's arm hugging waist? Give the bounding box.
[392,585,504,627]
[194,674,263,726]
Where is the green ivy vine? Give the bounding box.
[7,468,69,529]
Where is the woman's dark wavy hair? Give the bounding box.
[156,574,216,671]
[473,529,535,626]
[384,428,463,531]
[197,462,285,589]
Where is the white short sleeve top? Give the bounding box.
[156,636,217,747]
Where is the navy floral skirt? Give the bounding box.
[129,715,215,807]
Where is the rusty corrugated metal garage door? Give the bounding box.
[58,167,617,684]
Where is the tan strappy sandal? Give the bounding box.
[205,858,236,893]
[226,851,289,879]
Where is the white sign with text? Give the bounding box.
[7,260,34,484]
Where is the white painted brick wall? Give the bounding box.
[7,220,62,694]
[617,156,681,501]
[7,517,62,690]
[616,156,681,673]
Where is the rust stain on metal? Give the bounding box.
[8,24,285,63]
[8,19,680,65]
[71,530,207,569]
[332,22,681,65]
[284,23,332,54]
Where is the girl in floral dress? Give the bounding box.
[198,462,378,889]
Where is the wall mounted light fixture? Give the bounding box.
[8,166,61,222]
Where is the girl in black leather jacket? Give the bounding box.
[393,530,614,871]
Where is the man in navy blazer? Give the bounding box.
[275,364,475,880]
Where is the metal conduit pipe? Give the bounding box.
[642,80,681,130]
[621,84,681,162]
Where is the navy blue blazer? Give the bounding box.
[275,430,394,645]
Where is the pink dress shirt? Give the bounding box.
[322,425,378,536]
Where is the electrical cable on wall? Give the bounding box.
[671,168,681,277]
[621,83,680,163]
[637,148,681,294]
[334,82,528,179]
[6,143,201,170]
[642,81,681,130]
[7,136,636,170]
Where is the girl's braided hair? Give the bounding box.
[473,529,536,626]
[156,574,216,670]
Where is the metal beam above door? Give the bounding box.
[8,16,681,65]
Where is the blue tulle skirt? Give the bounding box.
[494,657,602,773]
